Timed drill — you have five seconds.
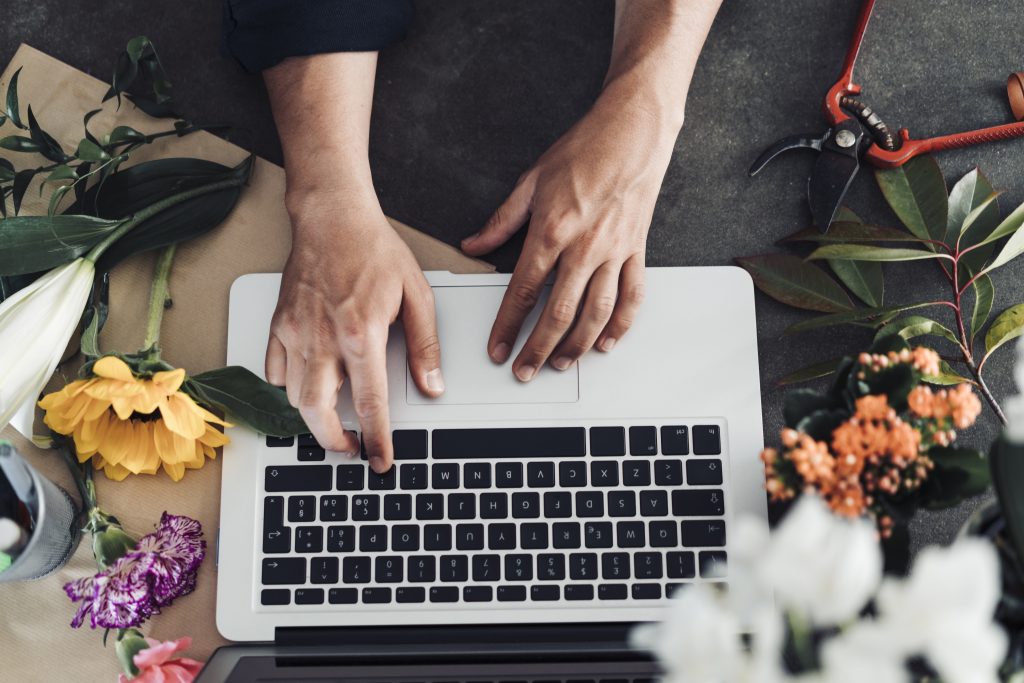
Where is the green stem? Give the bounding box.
[142,244,176,352]
[59,443,95,512]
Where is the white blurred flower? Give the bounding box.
[819,622,907,683]
[0,258,94,436]
[759,495,882,625]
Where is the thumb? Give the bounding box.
[462,176,534,255]
[402,283,445,398]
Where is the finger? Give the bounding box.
[402,283,445,398]
[344,326,393,474]
[550,260,620,368]
[512,263,591,382]
[284,348,306,408]
[461,177,534,256]
[597,253,646,352]
[266,334,287,386]
[487,238,555,365]
[298,356,360,453]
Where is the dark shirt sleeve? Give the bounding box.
[222,0,415,72]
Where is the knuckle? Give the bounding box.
[485,205,507,232]
[625,282,646,306]
[549,299,578,327]
[413,333,441,360]
[509,283,540,311]
[353,392,386,419]
[591,295,617,320]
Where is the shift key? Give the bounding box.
[262,557,306,585]
[672,489,725,516]
[265,465,333,492]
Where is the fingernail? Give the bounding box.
[552,356,572,371]
[600,338,616,352]
[370,456,388,474]
[515,364,537,382]
[491,342,511,363]
[425,368,445,393]
[461,232,479,248]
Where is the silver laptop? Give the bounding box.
[208,267,766,679]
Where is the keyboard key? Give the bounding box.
[590,462,619,487]
[262,557,305,585]
[565,585,594,601]
[532,585,560,601]
[464,586,493,602]
[288,496,316,523]
[261,588,290,605]
[263,526,290,554]
[375,556,403,583]
[623,461,651,487]
[416,494,444,520]
[629,426,658,456]
[298,433,319,448]
[263,495,285,526]
[488,524,517,550]
[602,552,630,580]
[343,556,371,583]
[368,467,396,491]
[311,557,339,584]
[544,492,572,518]
[632,583,662,600]
[432,463,460,489]
[559,461,588,487]
[682,520,727,547]
[640,490,669,517]
[608,491,636,517]
[672,489,725,516]
[456,524,485,550]
[692,425,721,455]
[265,465,332,492]
[352,495,380,521]
[329,587,358,604]
[667,583,686,597]
[440,555,468,582]
[319,495,347,521]
[298,446,326,462]
[480,492,509,519]
[392,525,420,551]
[584,522,613,548]
[537,554,565,580]
[699,551,728,578]
[553,522,581,549]
[570,552,598,580]
[359,525,387,551]
[464,462,492,489]
[430,586,459,602]
[432,427,586,459]
[495,462,523,488]
[654,460,683,486]
[397,587,426,603]
[337,465,365,491]
[498,585,527,602]
[633,552,663,579]
[362,587,392,604]
[687,459,724,486]
[521,523,549,549]
[616,522,645,548]
[408,556,436,583]
[384,494,413,520]
[472,554,501,582]
[448,493,476,519]
[527,461,556,487]
[295,588,324,605]
[599,584,628,600]
[400,463,428,490]
[266,435,294,448]
[590,426,626,456]
[512,492,540,519]
[393,429,427,459]
[505,554,533,581]
[576,491,604,517]
[660,425,689,455]
[667,551,696,579]
[295,526,323,553]
[327,525,355,553]
[424,524,453,551]
[649,521,678,547]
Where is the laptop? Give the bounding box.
[203,267,767,681]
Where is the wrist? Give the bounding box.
[600,70,687,139]
[285,173,381,231]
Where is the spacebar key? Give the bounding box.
[433,428,586,459]
[265,465,333,492]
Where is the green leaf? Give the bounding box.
[104,51,138,104]
[875,155,948,243]
[80,303,105,358]
[860,363,916,410]
[990,437,1024,566]
[956,191,1001,241]
[126,36,151,63]
[808,244,951,262]
[185,366,307,437]
[786,302,938,335]
[923,446,990,510]
[828,258,883,306]
[0,158,14,182]
[0,135,41,153]
[5,67,23,129]
[25,106,66,163]
[12,169,35,214]
[921,360,971,386]
[0,214,124,275]
[47,183,74,217]
[983,303,1024,358]
[795,409,848,442]
[106,125,146,146]
[972,199,1024,249]
[734,254,852,313]
[780,222,927,244]
[75,138,110,162]
[980,215,1024,276]
[783,388,839,428]
[969,274,994,344]
[947,169,1000,244]
[45,165,78,182]
[777,357,844,386]
[874,315,960,346]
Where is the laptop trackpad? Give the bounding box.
[405,285,580,405]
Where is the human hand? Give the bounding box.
[461,85,681,381]
[266,197,443,473]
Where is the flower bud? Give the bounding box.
[115,629,149,678]
[91,518,137,568]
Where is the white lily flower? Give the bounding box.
[0,258,94,436]
[819,621,907,683]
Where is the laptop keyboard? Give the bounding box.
[258,422,727,609]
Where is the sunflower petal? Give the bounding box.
[160,393,206,439]
[92,356,135,381]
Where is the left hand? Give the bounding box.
[461,85,680,381]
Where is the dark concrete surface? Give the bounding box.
[4,0,1023,548]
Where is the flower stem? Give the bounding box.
[142,245,176,353]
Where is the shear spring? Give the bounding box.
[840,97,900,151]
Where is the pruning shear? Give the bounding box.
[749,0,1024,231]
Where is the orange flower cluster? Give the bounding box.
[857,346,941,378]
[908,384,982,431]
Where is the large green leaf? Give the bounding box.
[971,199,1024,249]
[777,357,843,386]
[983,303,1024,358]
[808,244,951,262]
[5,67,23,129]
[923,446,990,510]
[735,254,852,312]
[829,258,883,306]
[785,301,938,334]
[874,315,960,346]
[185,366,307,437]
[980,215,1024,276]
[875,156,948,243]
[946,169,1000,244]
[780,222,927,244]
[0,214,124,275]
[969,274,994,344]
[921,360,971,386]
[783,388,839,428]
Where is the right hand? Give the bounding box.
[266,199,444,474]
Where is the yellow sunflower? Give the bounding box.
[39,356,230,481]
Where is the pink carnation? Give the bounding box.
[118,636,204,683]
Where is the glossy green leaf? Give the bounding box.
[777,357,844,386]
[969,274,994,344]
[185,366,307,437]
[780,222,925,244]
[808,244,950,262]
[923,446,990,510]
[47,183,74,217]
[875,156,948,243]
[947,169,1000,244]
[126,36,151,63]
[0,214,124,275]
[5,67,23,129]
[104,51,138,104]
[921,360,972,386]
[983,303,1024,358]
[45,165,78,182]
[990,437,1024,567]
[12,169,35,214]
[980,211,1024,276]
[874,315,960,346]
[25,106,66,163]
[106,125,146,146]
[735,254,852,312]
[785,301,937,334]
[0,135,41,153]
[956,191,1000,241]
[972,199,1024,248]
[75,138,110,162]
[828,258,883,307]
[783,388,839,427]
[0,158,14,182]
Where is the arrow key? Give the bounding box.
[263,526,291,554]
[311,556,339,584]
[262,557,305,585]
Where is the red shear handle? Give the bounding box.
[865,121,1024,168]
[824,0,877,125]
